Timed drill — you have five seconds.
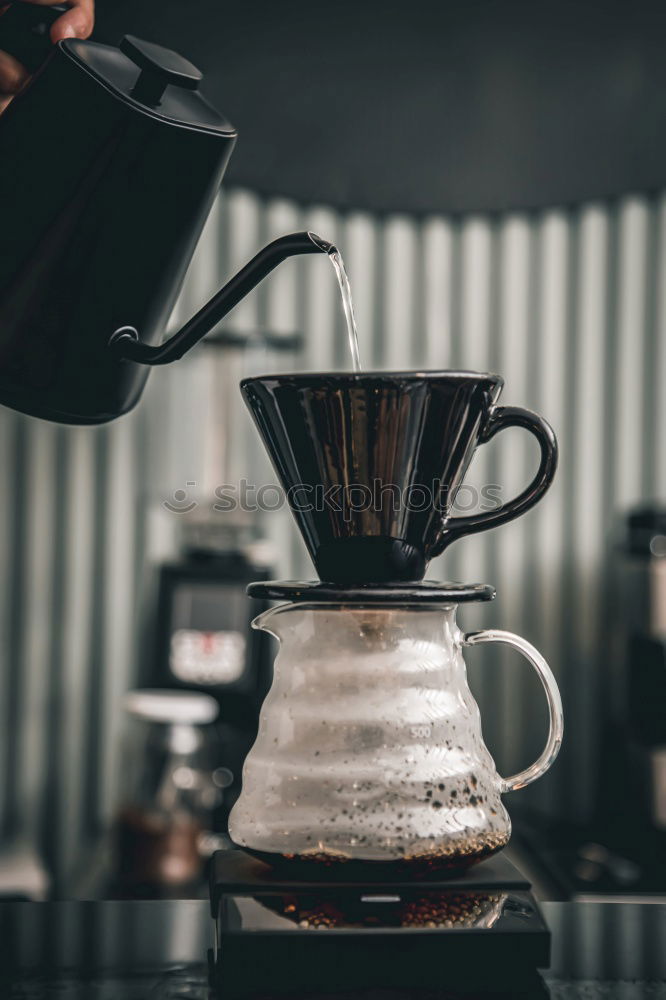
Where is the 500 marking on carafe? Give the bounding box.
[410,724,432,739]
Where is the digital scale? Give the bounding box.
[209,850,551,996]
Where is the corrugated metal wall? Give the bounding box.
[1,188,665,887]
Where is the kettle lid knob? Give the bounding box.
[120,34,203,107]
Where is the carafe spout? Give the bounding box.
[249,603,291,641]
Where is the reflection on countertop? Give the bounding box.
[1,899,666,997]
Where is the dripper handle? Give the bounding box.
[464,629,563,793]
[432,406,558,555]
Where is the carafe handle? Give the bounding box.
[463,629,563,793]
[433,407,558,554]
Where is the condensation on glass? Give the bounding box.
[229,601,563,872]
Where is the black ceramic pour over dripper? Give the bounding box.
[241,372,558,585]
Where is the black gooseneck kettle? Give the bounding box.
[0,3,332,424]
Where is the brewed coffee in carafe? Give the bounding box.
[228,593,563,874]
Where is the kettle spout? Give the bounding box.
[109,231,335,365]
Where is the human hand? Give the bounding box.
[0,0,94,112]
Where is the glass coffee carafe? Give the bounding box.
[228,585,563,873]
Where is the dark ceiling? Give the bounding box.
[94,0,666,215]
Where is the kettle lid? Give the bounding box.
[63,33,236,136]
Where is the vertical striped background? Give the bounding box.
[1,187,664,887]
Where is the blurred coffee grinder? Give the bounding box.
[617,506,666,830]
[112,690,222,896]
[141,331,301,835]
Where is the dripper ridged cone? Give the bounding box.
[240,371,505,584]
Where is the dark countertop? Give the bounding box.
[1,899,666,997]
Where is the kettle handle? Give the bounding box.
[109,231,335,366]
[0,2,70,74]
[463,629,563,793]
